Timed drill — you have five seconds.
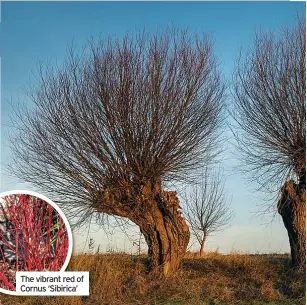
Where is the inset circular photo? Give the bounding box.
[0,191,72,292]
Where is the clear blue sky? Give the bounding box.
[0,2,305,253]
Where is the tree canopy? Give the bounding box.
[232,20,305,192]
[10,29,225,228]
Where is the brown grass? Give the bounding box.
[0,252,305,305]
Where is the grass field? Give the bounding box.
[0,252,305,305]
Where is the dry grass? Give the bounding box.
[0,251,305,305]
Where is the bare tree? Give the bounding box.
[232,19,305,269]
[9,30,225,275]
[184,168,233,256]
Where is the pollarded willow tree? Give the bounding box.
[10,30,225,275]
[232,19,305,269]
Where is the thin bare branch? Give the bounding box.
[9,29,225,229]
[231,19,306,193]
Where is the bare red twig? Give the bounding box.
[0,194,69,291]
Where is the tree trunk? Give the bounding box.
[199,231,207,257]
[93,180,190,275]
[132,187,190,276]
[278,180,306,270]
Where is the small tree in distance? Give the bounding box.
[10,29,225,275]
[184,168,233,256]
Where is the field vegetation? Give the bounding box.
[0,251,304,305]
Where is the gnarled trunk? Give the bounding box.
[278,180,306,270]
[132,189,190,276]
[93,181,190,275]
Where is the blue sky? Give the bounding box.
[0,2,305,253]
